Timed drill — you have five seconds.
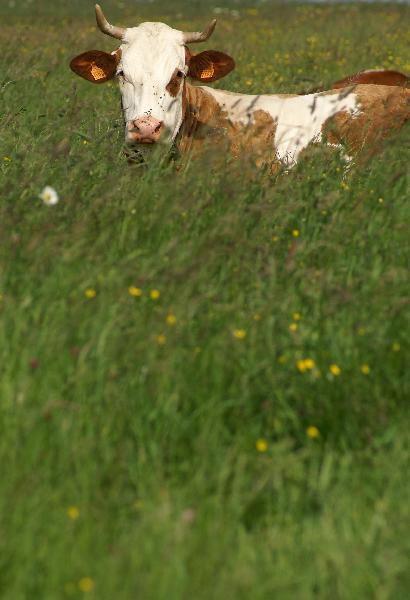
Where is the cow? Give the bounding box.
[70,5,410,169]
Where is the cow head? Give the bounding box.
[70,4,235,151]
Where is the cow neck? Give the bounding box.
[174,81,229,153]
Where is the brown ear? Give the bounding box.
[187,50,235,83]
[69,50,121,84]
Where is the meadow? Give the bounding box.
[0,0,409,598]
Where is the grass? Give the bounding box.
[1,1,409,598]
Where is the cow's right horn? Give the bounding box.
[182,19,217,44]
[95,4,126,40]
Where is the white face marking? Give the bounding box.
[118,23,186,144]
[203,86,361,166]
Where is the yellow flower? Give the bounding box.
[289,322,298,332]
[271,235,279,243]
[78,577,94,593]
[253,313,261,321]
[233,329,246,339]
[150,289,160,300]
[156,334,166,345]
[292,229,300,237]
[329,364,341,376]
[378,197,384,204]
[296,358,315,372]
[67,506,79,520]
[357,326,366,336]
[306,425,320,439]
[292,312,301,321]
[360,364,370,375]
[166,313,177,326]
[256,438,268,452]
[392,342,400,352]
[277,354,287,364]
[84,288,96,299]
[296,359,307,373]
[3,156,11,162]
[128,286,142,297]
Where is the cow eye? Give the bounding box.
[176,70,184,78]
[117,70,124,77]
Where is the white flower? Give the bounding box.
[39,186,59,206]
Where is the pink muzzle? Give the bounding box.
[126,117,163,144]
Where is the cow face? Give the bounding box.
[70,6,235,151]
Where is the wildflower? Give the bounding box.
[271,235,279,243]
[378,197,384,204]
[128,286,142,297]
[360,364,370,375]
[289,322,298,332]
[277,354,287,364]
[150,289,160,300]
[256,438,268,452]
[166,313,177,326]
[39,186,59,206]
[357,326,366,336]
[306,425,320,439]
[67,506,80,520]
[292,229,300,237]
[292,312,301,321]
[253,313,261,321]
[296,359,307,372]
[392,342,400,352]
[233,329,246,339]
[297,358,315,372]
[329,364,341,376]
[84,288,96,299]
[78,577,94,593]
[3,156,11,162]
[156,334,166,345]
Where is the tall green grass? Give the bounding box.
[1,2,409,598]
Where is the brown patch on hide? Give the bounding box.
[322,84,410,157]
[229,110,277,166]
[166,68,184,98]
[177,83,278,168]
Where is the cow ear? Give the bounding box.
[69,50,120,84]
[187,50,235,83]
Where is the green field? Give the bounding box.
[1,1,409,598]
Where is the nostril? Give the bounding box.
[154,122,163,133]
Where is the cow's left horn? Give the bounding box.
[182,19,217,44]
[95,4,126,40]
